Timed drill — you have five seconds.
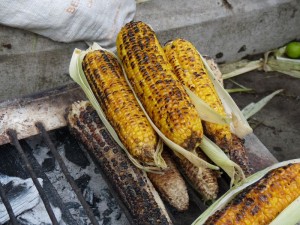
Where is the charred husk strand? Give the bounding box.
[116,21,203,151]
[204,163,300,225]
[82,49,158,164]
[147,150,189,211]
[176,150,219,201]
[164,38,252,175]
[67,101,173,225]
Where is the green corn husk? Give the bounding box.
[192,159,300,225]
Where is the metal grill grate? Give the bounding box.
[0,84,278,225]
[1,124,100,225]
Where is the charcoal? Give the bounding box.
[75,174,91,191]
[64,136,90,169]
[0,174,41,224]
[17,200,62,225]
[65,201,81,210]
[83,186,94,206]
[42,157,56,172]
[103,216,112,225]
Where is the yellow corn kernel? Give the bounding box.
[82,49,157,164]
[164,38,231,148]
[116,21,203,151]
[164,38,251,175]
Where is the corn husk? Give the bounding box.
[242,89,283,119]
[221,45,300,79]
[199,54,253,138]
[184,86,231,125]
[226,88,252,93]
[192,159,300,225]
[226,79,252,93]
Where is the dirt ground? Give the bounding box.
[225,70,300,162]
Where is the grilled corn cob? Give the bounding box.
[116,21,203,151]
[67,101,173,225]
[204,163,300,225]
[147,150,189,211]
[82,49,158,164]
[177,150,219,201]
[164,38,251,175]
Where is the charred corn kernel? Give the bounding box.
[204,163,300,225]
[177,149,219,201]
[82,49,158,164]
[116,21,203,150]
[147,150,189,212]
[164,39,231,148]
[67,101,172,225]
[164,38,251,175]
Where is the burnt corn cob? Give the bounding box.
[116,21,203,151]
[177,150,219,201]
[82,49,158,164]
[164,39,251,175]
[67,101,173,225]
[147,150,189,211]
[204,163,300,225]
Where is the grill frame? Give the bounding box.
[0,83,278,225]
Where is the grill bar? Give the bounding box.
[6,129,59,225]
[36,122,100,225]
[0,182,19,225]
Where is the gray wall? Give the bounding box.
[0,0,299,101]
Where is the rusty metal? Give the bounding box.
[0,182,19,225]
[6,129,59,225]
[36,122,99,225]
